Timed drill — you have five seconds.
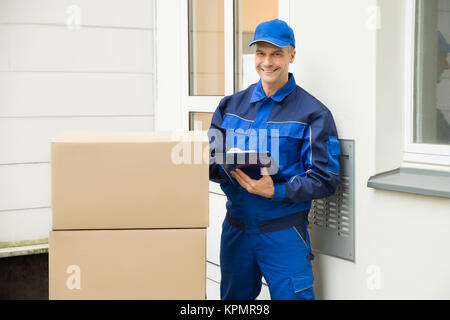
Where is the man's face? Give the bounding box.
[254,42,296,87]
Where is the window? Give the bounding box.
[187,0,279,97]
[188,0,225,96]
[189,112,214,131]
[414,0,450,145]
[405,0,450,166]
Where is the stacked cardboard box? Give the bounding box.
[49,131,209,300]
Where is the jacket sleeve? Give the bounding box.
[272,109,341,202]
[208,97,230,183]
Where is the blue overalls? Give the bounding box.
[209,73,340,300]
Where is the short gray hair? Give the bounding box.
[254,42,295,53]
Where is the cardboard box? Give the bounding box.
[49,229,206,300]
[51,131,209,230]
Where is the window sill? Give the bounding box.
[367,167,450,199]
[0,244,48,259]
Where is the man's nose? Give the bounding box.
[262,55,273,66]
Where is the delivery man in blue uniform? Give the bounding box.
[208,19,340,300]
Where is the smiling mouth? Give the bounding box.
[260,67,279,73]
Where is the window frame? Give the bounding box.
[403,0,450,169]
[179,0,234,133]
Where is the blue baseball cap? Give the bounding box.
[439,31,450,52]
[248,19,295,48]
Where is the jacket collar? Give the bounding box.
[250,72,296,103]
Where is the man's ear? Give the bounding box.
[289,49,296,63]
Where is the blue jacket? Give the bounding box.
[209,73,340,226]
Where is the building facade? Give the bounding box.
[1,0,449,299]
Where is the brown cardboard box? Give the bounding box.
[49,229,206,300]
[51,131,209,230]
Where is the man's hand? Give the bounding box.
[230,168,274,199]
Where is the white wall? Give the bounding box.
[289,0,377,299]
[0,0,156,245]
[290,0,450,299]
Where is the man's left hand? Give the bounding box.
[230,168,274,199]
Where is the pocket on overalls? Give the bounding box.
[290,223,315,299]
[290,275,315,299]
[221,114,253,151]
[293,221,315,261]
[292,223,308,249]
[267,122,306,171]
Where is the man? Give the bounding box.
[208,19,340,300]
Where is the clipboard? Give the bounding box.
[214,151,286,183]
